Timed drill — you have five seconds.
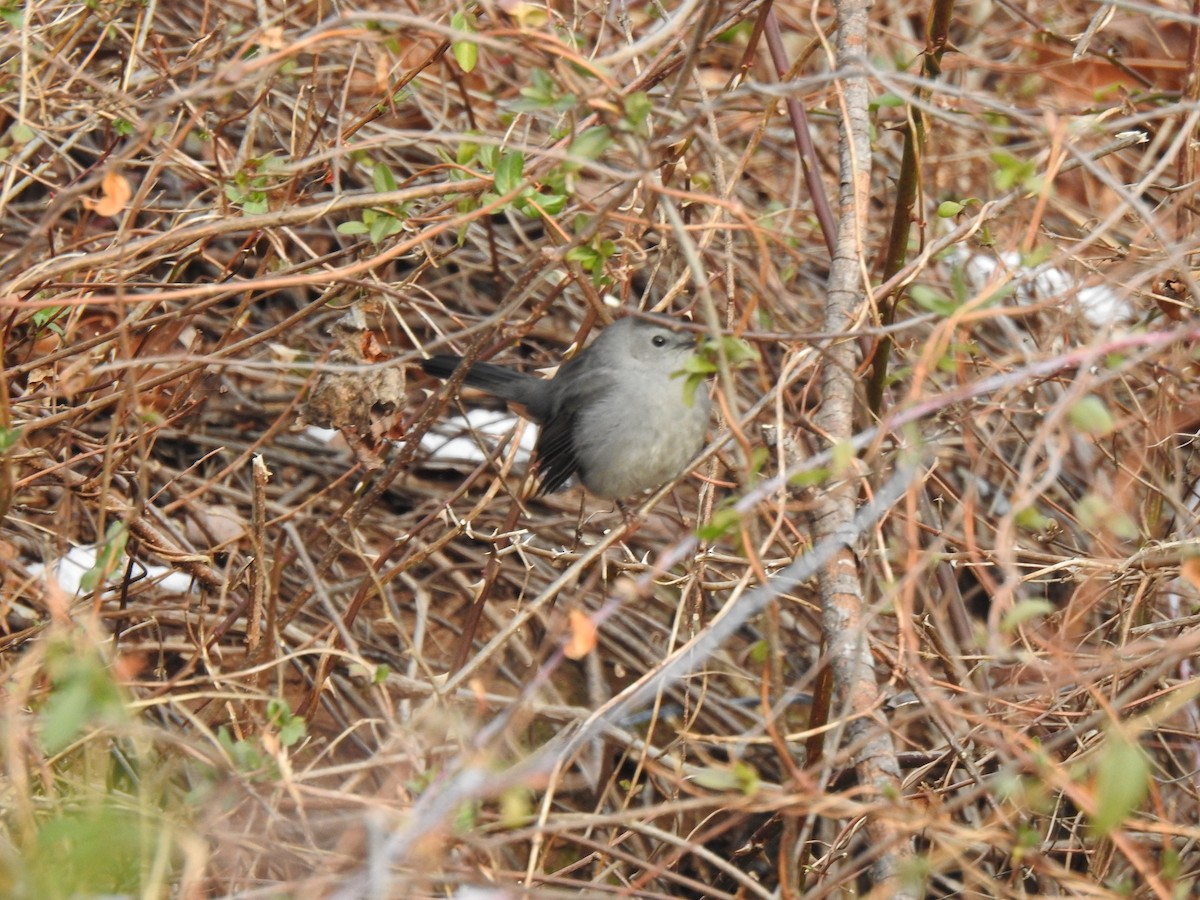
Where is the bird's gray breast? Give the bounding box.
[573,366,709,498]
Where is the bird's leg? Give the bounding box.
[615,499,642,536]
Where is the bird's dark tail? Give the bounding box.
[421,356,548,416]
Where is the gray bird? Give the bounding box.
[421,317,711,498]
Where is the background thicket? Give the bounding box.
[2,0,1199,897]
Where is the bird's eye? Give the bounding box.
[651,334,668,347]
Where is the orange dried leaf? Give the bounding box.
[261,26,285,51]
[82,171,132,217]
[1181,557,1200,591]
[564,609,597,660]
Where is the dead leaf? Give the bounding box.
[186,504,247,548]
[564,609,597,660]
[82,170,132,217]
[1181,557,1200,591]
[260,26,285,51]
[496,0,548,27]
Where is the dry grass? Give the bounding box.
[2,0,1200,896]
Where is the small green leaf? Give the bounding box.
[512,67,576,113]
[32,304,65,329]
[493,151,524,195]
[909,284,958,316]
[937,200,965,217]
[720,335,759,365]
[1068,396,1115,437]
[456,134,480,165]
[478,142,499,172]
[367,210,403,243]
[1090,732,1148,837]
[451,12,477,73]
[565,126,611,169]
[991,150,1042,192]
[830,439,856,476]
[500,787,533,827]
[267,698,308,748]
[622,92,651,129]
[218,727,267,772]
[1074,493,1137,539]
[535,192,566,215]
[691,761,760,795]
[39,642,127,753]
[1000,598,1054,633]
[788,467,829,488]
[1015,507,1055,532]
[749,640,770,665]
[337,220,370,235]
[697,505,742,541]
[372,162,398,193]
[748,445,769,478]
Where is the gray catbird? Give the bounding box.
[421,317,710,498]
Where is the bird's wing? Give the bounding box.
[533,373,611,494]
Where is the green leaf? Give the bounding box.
[450,12,477,73]
[716,21,753,43]
[0,426,18,453]
[1068,396,1115,437]
[787,466,829,487]
[367,210,403,243]
[536,192,566,215]
[991,150,1042,192]
[565,126,612,170]
[28,806,144,897]
[565,245,598,266]
[1015,507,1055,532]
[697,505,742,541]
[999,598,1054,633]
[1090,732,1148,837]
[337,220,370,235]
[267,698,308,748]
[622,92,651,130]
[749,640,770,665]
[1074,493,1138,539]
[748,445,769,479]
[691,761,760,795]
[218,727,267,772]
[278,715,307,747]
[937,200,965,217]
[39,642,127,753]
[909,284,958,316]
[512,68,576,113]
[499,786,532,828]
[32,304,65,329]
[456,134,480,165]
[478,142,499,172]
[493,151,524,195]
[372,162,398,193]
[719,335,759,365]
[871,92,905,109]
